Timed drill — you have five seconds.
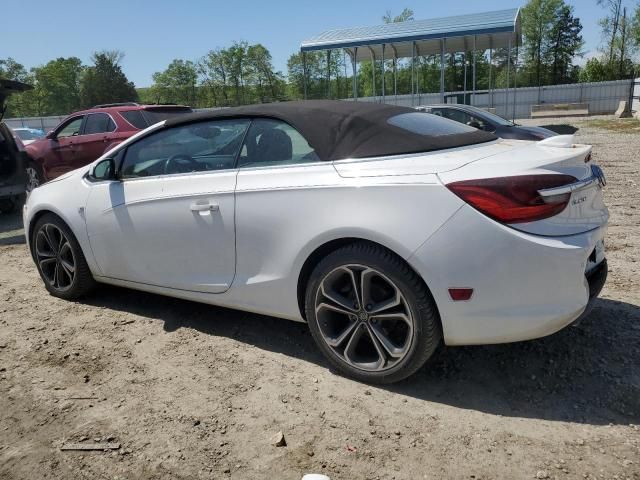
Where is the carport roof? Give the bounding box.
[300,8,521,61]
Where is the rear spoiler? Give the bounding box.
[537,135,575,148]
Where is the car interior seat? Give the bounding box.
[255,128,292,163]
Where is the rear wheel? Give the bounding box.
[32,213,96,299]
[305,242,441,384]
[26,161,45,193]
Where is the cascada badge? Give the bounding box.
[592,164,607,188]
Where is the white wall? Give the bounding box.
[354,79,635,119]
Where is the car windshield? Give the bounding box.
[141,107,193,127]
[458,105,515,126]
[14,129,45,141]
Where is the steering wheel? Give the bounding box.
[164,154,199,175]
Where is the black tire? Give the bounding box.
[305,241,441,384]
[31,213,96,300]
[25,161,45,193]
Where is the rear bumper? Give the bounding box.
[572,258,608,324]
[408,204,607,346]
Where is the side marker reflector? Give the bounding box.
[448,288,473,301]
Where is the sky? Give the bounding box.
[1,0,631,88]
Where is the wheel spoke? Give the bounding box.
[343,266,362,310]
[369,290,402,314]
[370,319,411,358]
[365,324,390,365]
[323,316,359,348]
[53,263,60,288]
[344,324,385,370]
[316,301,354,318]
[320,282,358,312]
[44,225,60,254]
[60,258,75,275]
[360,268,375,310]
[36,230,55,257]
[38,257,57,270]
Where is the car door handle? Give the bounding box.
[190,201,219,212]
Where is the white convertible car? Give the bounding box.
[23,101,608,383]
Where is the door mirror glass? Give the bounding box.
[91,158,116,181]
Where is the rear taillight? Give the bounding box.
[446,174,577,224]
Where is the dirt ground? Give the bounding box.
[0,117,638,480]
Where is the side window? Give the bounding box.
[84,113,117,135]
[56,117,84,138]
[467,114,491,131]
[120,110,148,130]
[442,109,473,125]
[238,118,319,168]
[429,108,445,117]
[119,119,250,179]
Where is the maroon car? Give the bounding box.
[24,103,193,191]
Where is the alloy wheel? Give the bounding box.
[314,264,414,372]
[35,223,76,291]
[26,166,41,193]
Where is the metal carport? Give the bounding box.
[300,8,522,111]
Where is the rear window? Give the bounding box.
[388,112,477,135]
[120,107,193,130]
[142,108,193,127]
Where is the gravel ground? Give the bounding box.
[0,117,638,480]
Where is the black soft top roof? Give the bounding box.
[165,100,495,161]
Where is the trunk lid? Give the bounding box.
[333,138,530,177]
[439,135,609,236]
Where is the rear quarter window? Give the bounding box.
[120,110,148,130]
[388,112,477,135]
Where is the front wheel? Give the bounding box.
[31,213,96,299]
[305,242,441,384]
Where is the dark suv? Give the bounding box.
[23,103,193,191]
[0,79,32,213]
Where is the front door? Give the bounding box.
[46,116,84,179]
[73,112,117,168]
[84,118,250,293]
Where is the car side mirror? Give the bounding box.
[46,130,56,140]
[467,121,482,129]
[90,157,117,181]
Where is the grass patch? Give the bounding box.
[581,118,640,133]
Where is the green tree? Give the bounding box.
[382,8,414,24]
[598,0,623,66]
[521,0,563,86]
[246,44,286,103]
[579,57,611,82]
[32,57,84,115]
[150,59,198,106]
[199,48,233,106]
[593,1,638,80]
[0,58,37,117]
[633,4,640,48]
[546,4,584,84]
[80,51,137,108]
